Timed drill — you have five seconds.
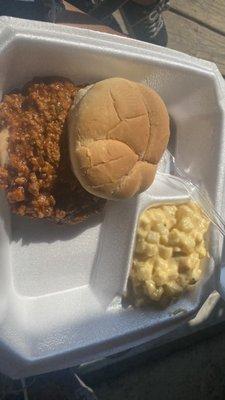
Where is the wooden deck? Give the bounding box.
[123,0,225,76]
[166,0,225,76]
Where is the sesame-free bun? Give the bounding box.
[68,78,170,200]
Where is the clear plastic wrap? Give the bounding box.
[156,150,224,289]
[161,150,225,237]
[161,150,225,302]
[124,165,219,306]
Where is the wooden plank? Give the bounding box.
[164,11,225,75]
[169,0,225,35]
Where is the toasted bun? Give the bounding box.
[68,78,170,199]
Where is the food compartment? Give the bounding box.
[123,173,215,308]
[10,214,104,297]
[1,20,224,216]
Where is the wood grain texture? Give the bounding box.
[164,11,225,75]
[170,0,225,35]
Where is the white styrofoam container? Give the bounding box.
[0,17,225,379]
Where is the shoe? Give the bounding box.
[121,0,169,46]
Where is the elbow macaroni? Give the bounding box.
[130,202,210,305]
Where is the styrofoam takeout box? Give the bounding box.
[0,17,225,378]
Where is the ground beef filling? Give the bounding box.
[0,79,105,224]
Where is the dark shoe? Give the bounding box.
[121,0,169,46]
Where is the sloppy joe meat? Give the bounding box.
[0,78,105,223]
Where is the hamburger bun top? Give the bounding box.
[68,77,170,200]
